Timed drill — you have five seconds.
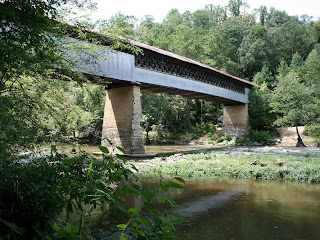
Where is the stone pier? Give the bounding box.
[223,104,250,137]
[101,85,145,154]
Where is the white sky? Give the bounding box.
[88,0,320,22]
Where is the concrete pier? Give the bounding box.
[223,104,250,137]
[101,85,145,154]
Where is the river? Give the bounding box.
[29,144,320,239]
[139,178,320,240]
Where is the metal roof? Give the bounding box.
[64,21,254,88]
[130,39,254,88]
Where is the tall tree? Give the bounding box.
[228,0,248,17]
[239,24,271,79]
[271,66,313,146]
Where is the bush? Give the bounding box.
[235,137,250,144]
[305,125,320,146]
[0,146,185,239]
[215,133,232,143]
[194,122,217,135]
[250,130,273,145]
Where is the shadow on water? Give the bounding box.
[139,178,320,240]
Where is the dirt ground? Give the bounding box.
[276,126,316,146]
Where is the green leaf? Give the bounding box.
[144,202,155,211]
[129,227,145,236]
[119,235,127,240]
[174,177,185,184]
[116,154,125,161]
[167,181,184,188]
[99,146,109,154]
[130,182,141,190]
[167,211,185,219]
[53,223,60,231]
[128,208,139,217]
[117,224,126,230]
[161,185,169,192]
[130,164,139,172]
[142,190,154,200]
[137,218,152,227]
[87,158,93,175]
[117,146,126,153]
[51,145,57,153]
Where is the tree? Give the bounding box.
[0,0,113,159]
[239,24,271,79]
[302,44,320,144]
[98,12,137,38]
[249,83,276,131]
[271,70,313,146]
[0,0,96,90]
[228,0,248,17]
[205,15,254,76]
[252,65,275,89]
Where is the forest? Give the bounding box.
[0,0,320,239]
[1,0,320,153]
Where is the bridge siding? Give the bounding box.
[74,48,250,104]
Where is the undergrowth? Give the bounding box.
[137,153,320,183]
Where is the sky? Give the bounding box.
[87,0,320,22]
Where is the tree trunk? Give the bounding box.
[145,124,151,145]
[216,103,220,124]
[200,100,203,124]
[186,99,191,132]
[146,129,150,145]
[295,125,306,147]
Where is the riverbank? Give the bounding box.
[133,147,320,183]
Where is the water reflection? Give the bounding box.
[139,178,320,240]
[36,144,222,155]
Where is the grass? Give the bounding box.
[135,152,320,183]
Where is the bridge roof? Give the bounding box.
[65,22,254,89]
[130,40,254,89]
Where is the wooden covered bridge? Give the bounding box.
[71,36,254,154]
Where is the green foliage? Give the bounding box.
[215,133,232,143]
[141,91,219,143]
[0,75,105,160]
[305,125,320,146]
[302,44,320,144]
[99,13,137,38]
[0,0,96,88]
[0,147,185,239]
[137,153,320,183]
[252,65,275,89]
[235,137,250,144]
[250,130,273,145]
[249,84,276,131]
[271,54,316,129]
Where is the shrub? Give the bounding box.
[250,130,273,145]
[0,146,185,239]
[215,133,232,143]
[305,125,320,146]
[194,122,217,135]
[235,137,250,144]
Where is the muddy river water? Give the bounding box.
[32,144,320,239]
[139,178,320,240]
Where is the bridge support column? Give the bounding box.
[223,104,250,137]
[101,85,145,154]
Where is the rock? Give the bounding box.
[259,162,268,167]
[274,160,285,167]
[174,153,183,157]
